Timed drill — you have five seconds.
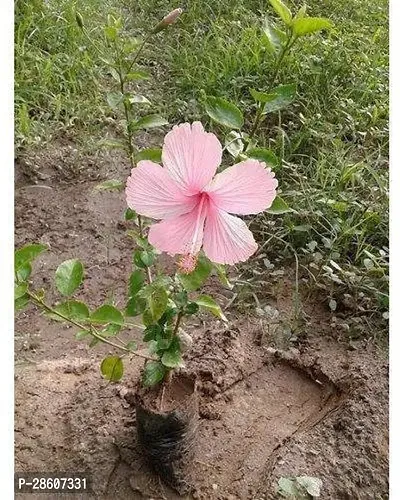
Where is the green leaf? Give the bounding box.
[125,296,146,317]
[133,249,154,268]
[128,94,151,105]
[262,84,296,114]
[90,304,124,325]
[125,71,150,81]
[178,255,213,292]
[129,270,145,297]
[15,283,28,300]
[142,361,166,387]
[16,262,32,282]
[161,337,183,368]
[292,17,333,36]
[195,295,228,322]
[55,259,84,296]
[225,130,244,158]
[142,309,154,327]
[213,263,233,289]
[15,243,47,271]
[136,148,162,162]
[148,286,169,321]
[266,196,294,214]
[94,179,124,191]
[269,0,292,26]
[47,300,89,322]
[143,324,162,342]
[185,302,200,315]
[262,16,285,54]
[15,295,29,311]
[106,91,123,110]
[100,356,124,382]
[246,147,279,168]
[250,88,278,104]
[124,208,136,221]
[205,96,244,130]
[132,115,168,130]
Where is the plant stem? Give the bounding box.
[27,291,155,361]
[248,34,297,142]
[173,310,184,337]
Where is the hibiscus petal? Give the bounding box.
[203,205,258,265]
[162,122,222,194]
[205,159,278,215]
[126,161,197,219]
[148,197,208,255]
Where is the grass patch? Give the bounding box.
[15,0,389,333]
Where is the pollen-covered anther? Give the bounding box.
[178,254,198,274]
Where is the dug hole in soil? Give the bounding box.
[15,149,388,499]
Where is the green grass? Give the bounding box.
[15,0,389,333]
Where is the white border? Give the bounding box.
[0,0,14,497]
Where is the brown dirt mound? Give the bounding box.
[15,158,388,499]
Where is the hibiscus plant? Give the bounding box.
[15,1,331,387]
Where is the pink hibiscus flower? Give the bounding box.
[126,122,278,271]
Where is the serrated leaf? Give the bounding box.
[106,91,123,110]
[250,88,278,103]
[55,259,84,296]
[94,179,124,191]
[143,324,162,342]
[178,255,213,292]
[16,262,32,282]
[15,295,29,311]
[246,147,279,168]
[133,249,155,268]
[128,94,151,104]
[148,286,169,321]
[132,114,168,130]
[205,96,244,129]
[161,337,183,368]
[136,148,162,162]
[129,270,145,297]
[15,283,28,300]
[262,16,285,54]
[47,300,89,322]
[142,361,166,387]
[292,17,333,36]
[124,208,137,221]
[100,356,124,382]
[225,130,244,158]
[266,196,293,214]
[125,296,146,317]
[15,243,47,271]
[90,304,124,325]
[195,295,228,322]
[269,0,292,26]
[262,84,296,114]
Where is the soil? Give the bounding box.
[15,149,389,499]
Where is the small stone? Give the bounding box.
[212,483,218,491]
